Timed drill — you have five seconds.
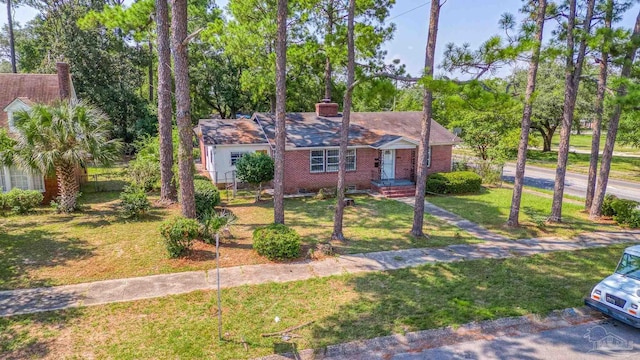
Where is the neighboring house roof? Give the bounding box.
[254,112,461,148]
[199,118,269,145]
[0,73,60,127]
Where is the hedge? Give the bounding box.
[253,223,301,260]
[425,171,482,195]
[194,179,221,218]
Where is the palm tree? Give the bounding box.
[12,101,121,212]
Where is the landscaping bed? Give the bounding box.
[427,187,619,239]
[0,244,629,360]
[0,193,478,290]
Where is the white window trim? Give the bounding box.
[1,166,45,193]
[309,148,357,173]
[427,146,432,168]
[230,151,249,166]
[310,150,325,173]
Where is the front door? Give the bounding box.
[381,149,395,180]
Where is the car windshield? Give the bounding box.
[615,253,640,280]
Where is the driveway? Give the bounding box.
[392,319,640,360]
[502,164,640,203]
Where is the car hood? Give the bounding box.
[601,273,640,297]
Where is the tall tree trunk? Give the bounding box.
[7,0,17,73]
[171,0,196,218]
[324,1,334,100]
[590,9,640,218]
[549,0,594,222]
[148,39,154,102]
[411,0,441,238]
[273,0,287,224]
[56,161,80,213]
[331,0,355,241]
[507,0,547,227]
[585,0,612,211]
[157,0,176,203]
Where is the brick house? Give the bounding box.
[196,101,460,197]
[0,63,82,203]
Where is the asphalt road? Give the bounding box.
[393,319,640,360]
[502,163,640,203]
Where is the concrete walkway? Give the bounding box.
[395,197,510,242]
[2,229,639,317]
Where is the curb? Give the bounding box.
[255,307,604,360]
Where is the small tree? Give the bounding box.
[235,152,274,201]
[12,101,121,212]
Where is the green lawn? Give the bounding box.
[0,244,628,360]
[0,193,478,290]
[427,187,619,239]
[524,150,640,183]
[550,133,640,155]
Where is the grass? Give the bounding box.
[0,193,477,290]
[227,195,480,256]
[427,187,618,239]
[0,244,630,360]
[550,132,640,155]
[524,150,640,183]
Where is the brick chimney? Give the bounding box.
[56,62,71,100]
[315,98,339,117]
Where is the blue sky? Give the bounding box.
[3,0,640,78]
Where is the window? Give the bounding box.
[427,147,432,168]
[310,149,357,173]
[326,149,339,172]
[0,167,5,192]
[346,149,356,171]
[9,167,29,190]
[32,173,45,191]
[230,152,249,166]
[310,150,325,173]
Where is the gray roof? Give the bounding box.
[198,112,461,148]
[198,119,269,145]
[254,112,460,148]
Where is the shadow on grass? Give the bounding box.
[0,308,84,359]
[304,245,623,356]
[0,229,95,290]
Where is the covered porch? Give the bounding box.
[369,137,419,198]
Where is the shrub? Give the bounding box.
[194,179,221,218]
[119,185,151,218]
[601,194,618,217]
[127,158,160,191]
[235,152,274,201]
[199,210,237,244]
[159,217,200,258]
[253,223,301,260]
[6,188,43,214]
[425,171,482,195]
[611,199,640,228]
[0,193,11,215]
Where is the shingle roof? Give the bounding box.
[199,118,269,145]
[254,112,461,148]
[0,73,61,127]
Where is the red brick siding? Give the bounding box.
[282,145,453,194]
[427,145,453,174]
[394,149,414,180]
[43,175,58,204]
[283,148,378,193]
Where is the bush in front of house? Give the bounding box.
[610,198,640,228]
[235,152,274,201]
[0,192,11,215]
[127,158,160,192]
[119,185,151,219]
[601,194,618,217]
[6,188,43,214]
[159,217,201,258]
[253,223,301,261]
[425,171,482,195]
[194,179,221,218]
